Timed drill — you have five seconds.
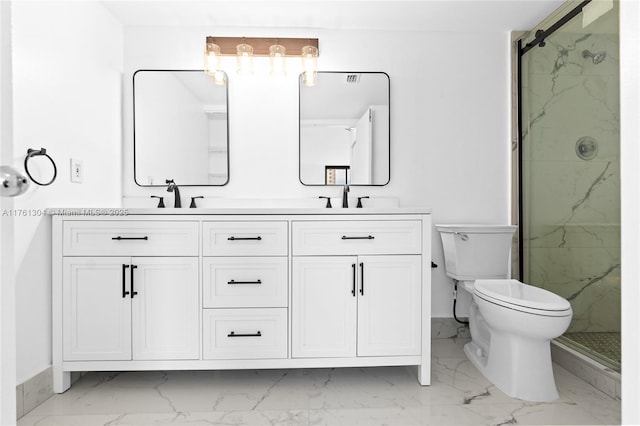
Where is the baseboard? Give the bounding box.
[16,367,85,419]
[16,366,53,419]
[551,340,621,400]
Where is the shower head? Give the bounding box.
[582,50,607,64]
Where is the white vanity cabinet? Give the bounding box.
[291,221,422,358]
[201,221,288,360]
[292,256,422,358]
[52,210,431,393]
[63,256,199,361]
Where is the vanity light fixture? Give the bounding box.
[204,37,226,85]
[203,37,319,81]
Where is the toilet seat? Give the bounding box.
[474,279,572,317]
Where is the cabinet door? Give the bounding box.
[63,257,131,361]
[131,257,199,360]
[292,256,357,358]
[357,255,422,356]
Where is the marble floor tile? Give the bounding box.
[19,338,621,426]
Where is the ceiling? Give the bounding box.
[102,0,566,33]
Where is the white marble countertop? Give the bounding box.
[46,206,431,216]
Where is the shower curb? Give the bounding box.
[551,339,621,400]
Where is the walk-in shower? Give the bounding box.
[517,0,620,372]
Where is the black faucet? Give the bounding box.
[165,179,181,208]
[190,196,203,208]
[342,185,350,208]
[319,196,332,208]
[356,196,369,208]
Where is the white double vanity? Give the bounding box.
[51,207,432,393]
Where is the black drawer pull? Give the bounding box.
[130,264,138,298]
[228,279,262,285]
[360,262,364,296]
[341,235,374,240]
[112,236,148,241]
[122,264,130,298]
[227,236,262,241]
[351,263,356,297]
[228,331,262,337]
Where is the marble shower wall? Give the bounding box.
[521,29,620,333]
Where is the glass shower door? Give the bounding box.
[519,0,620,370]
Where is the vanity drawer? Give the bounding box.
[202,308,287,360]
[202,221,287,256]
[292,220,422,255]
[63,221,198,256]
[203,257,288,308]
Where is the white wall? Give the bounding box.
[12,1,123,383]
[122,27,511,317]
[620,0,640,422]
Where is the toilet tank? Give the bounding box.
[435,224,517,281]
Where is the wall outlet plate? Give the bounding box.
[70,158,83,183]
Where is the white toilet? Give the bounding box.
[435,224,572,402]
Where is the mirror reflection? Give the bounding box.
[299,72,390,186]
[134,70,229,186]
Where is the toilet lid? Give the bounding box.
[474,279,572,316]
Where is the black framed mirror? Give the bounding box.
[299,71,390,186]
[133,69,229,186]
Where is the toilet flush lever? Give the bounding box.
[454,232,469,241]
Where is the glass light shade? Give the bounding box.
[204,41,225,85]
[269,44,286,76]
[204,41,220,74]
[236,43,254,76]
[302,71,318,87]
[301,45,318,86]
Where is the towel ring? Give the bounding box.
[24,148,57,186]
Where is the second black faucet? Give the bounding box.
[166,179,181,208]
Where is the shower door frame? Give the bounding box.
[515,0,593,282]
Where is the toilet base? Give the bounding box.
[464,334,560,402]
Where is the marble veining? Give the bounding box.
[18,338,620,425]
[521,26,620,336]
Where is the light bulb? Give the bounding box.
[204,38,224,84]
[301,45,318,86]
[236,43,254,76]
[269,44,286,77]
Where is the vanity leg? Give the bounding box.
[53,366,70,393]
[418,362,431,386]
[418,341,431,386]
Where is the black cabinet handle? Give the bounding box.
[227,331,262,337]
[122,264,130,298]
[112,236,148,241]
[351,263,356,297]
[360,262,364,296]
[341,235,374,240]
[227,236,262,241]
[227,279,262,285]
[130,264,138,298]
